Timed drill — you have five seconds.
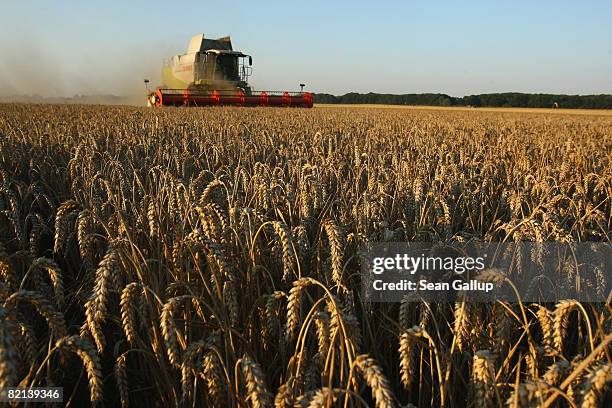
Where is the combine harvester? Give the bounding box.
[146,34,313,108]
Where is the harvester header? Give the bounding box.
[146,34,313,108]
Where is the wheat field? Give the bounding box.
[0,103,610,407]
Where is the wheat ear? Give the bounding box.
[0,306,16,390]
[580,364,611,408]
[115,352,129,408]
[85,241,120,353]
[322,220,345,287]
[55,336,103,405]
[353,354,396,408]
[119,282,142,345]
[4,290,67,338]
[240,354,273,408]
[286,277,316,342]
[471,350,495,408]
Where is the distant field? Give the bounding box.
[316,103,612,116]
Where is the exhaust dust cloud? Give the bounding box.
[0,37,169,106]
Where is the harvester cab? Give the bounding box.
[147,34,313,108]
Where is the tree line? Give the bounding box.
[313,92,612,109]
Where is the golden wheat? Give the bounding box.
[0,103,609,407]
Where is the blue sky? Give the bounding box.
[1,1,611,97]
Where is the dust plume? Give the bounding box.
[0,37,168,106]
